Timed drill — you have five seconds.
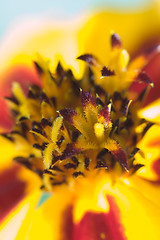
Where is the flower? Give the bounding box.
[0,3,160,240]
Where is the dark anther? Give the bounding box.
[121,98,130,116]
[130,148,140,158]
[32,143,43,150]
[11,109,19,117]
[35,170,43,178]
[125,118,134,128]
[5,96,20,105]
[101,66,115,77]
[41,118,52,127]
[97,149,108,159]
[52,179,66,186]
[28,89,36,99]
[20,122,29,135]
[56,61,64,76]
[49,165,64,172]
[136,71,153,86]
[72,131,80,142]
[111,33,122,48]
[1,134,14,142]
[95,160,108,169]
[40,92,49,103]
[14,157,31,170]
[131,164,145,174]
[142,122,154,137]
[77,54,97,66]
[110,119,120,136]
[32,128,43,135]
[71,156,79,167]
[73,171,85,178]
[95,85,106,96]
[19,116,28,121]
[113,91,122,101]
[42,142,48,150]
[88,66,95,85]
[71,80,80,96]
[64,163,77,169]
[137,87,149,102]
[85,157,90,170]
[48,70,57,84]
[59,143,81,160]
[132,135,137,145]
[60,108,77,123]
[96,97,105,107]
[56,136,65,148]
[66,69,73,78]
[33,61,43,74]
[50,97,56,107]
[32,121,42,129]
[52,154,59,164]
[43,169,55,176]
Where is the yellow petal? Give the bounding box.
[0,190,40,240]
[135,124,160,181]
[17,186,73,240]
[138,98,160,123]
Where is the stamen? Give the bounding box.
[2,33,155,191]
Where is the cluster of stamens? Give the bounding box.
[2,33,154,191]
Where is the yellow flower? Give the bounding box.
[0,2,160,240]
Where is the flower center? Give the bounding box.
[3,33,153,192]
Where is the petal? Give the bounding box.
[73,174,160,240]
[17,172,160,240]
[143,52,160,106]
[129,50,160,105]
[0,162,41,226]
[138,98,160,124]
[16,187,73,240]
[0,190,40,240]
[79,2,160,66]
[135,124,160,181]
[0,59,41,133]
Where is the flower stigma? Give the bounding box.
[2,33,154,193]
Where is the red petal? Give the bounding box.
[129,51,160,106]
[152,158,160,182]
[62,196,126,240]
[143,52,160,106]
[0,163,26,223]
[0,64,41,132]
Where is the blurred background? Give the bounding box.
[0,0,153,39]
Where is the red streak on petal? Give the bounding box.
[0,64,41,132]
[0,98,13,132]
[0,64,41,96]
[62,196,126,240]
[130,52,160,106]
[143,52,160,106]
[0,163,26,223]
[152,158,160,181]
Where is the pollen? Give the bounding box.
[2,33,154,192]
[94,123,104,139]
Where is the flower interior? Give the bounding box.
[3,33,154,192]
